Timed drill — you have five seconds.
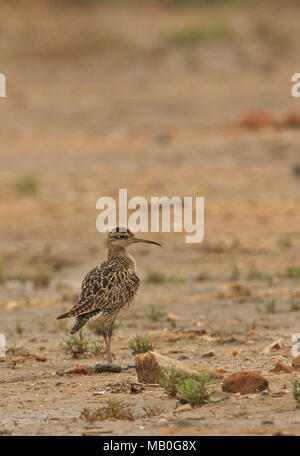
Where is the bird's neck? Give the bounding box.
[107,246,137,272]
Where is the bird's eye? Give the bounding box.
[119,235,125,239]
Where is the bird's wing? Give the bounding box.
[67,260,138,318]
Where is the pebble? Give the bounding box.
[202,350,215,358]
[123,362,136,370]
[56,369,65,376]
[166,314,180,321]
[178,354,189,360]
[274,361,293,373]
[293,165,300,176]
[292,356,300,369]
[222,371,269,394]
[66,365,91,375]
[35,354,47,362]
[261,339,284,354]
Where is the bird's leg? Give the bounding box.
[102,324,109,360]
[106,320,115,364]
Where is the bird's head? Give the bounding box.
[107,227,161,249]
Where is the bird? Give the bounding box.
[57,227,161,363]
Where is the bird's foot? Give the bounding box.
[94,362,121,373]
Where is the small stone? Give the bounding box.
[237,110,276,130]
[178,354,189,360]
[95,363,121,373]
[261,420,274,425]
[292,356,300,369]
[135,351,219,384]
[282,111,300,129]
[222,371,269,395]
[274,361,293,373]
[183,327,206,335]
[166,314,180,321]
[35,354,47,362]
[66,364,91,375]
[261,339,284,354]
[4,301,19,311]
[56,369,65,376]
[293,165,300,176]
[218,282,251,299]
[202,350,215,358]
[232,349,239,357]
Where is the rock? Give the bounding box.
[282,111,300,129]
[94,363,121,373]
[261,339,284,354]
[183,327,206,335]
[218,282,251,299]
[237,110,276,130]
[202,350,215,358]
[135,351,219,384]
[222,371,269,394]
[123,362,136,370]
[35,354,47,362]
[274,361,293,373]
[56,369,65,376]
[66,364,91,375]
[293,165,300,176]
[11,356,26,366]
[4,301,19,311]
[292,356,300,369]
[178,354,189,360]
[166,314,180,322]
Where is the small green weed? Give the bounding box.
[60,329,103,358]
[128,334,155,355]
[80,399,134,422]
[164,23,234,47]
[286,266,300,280]
[292,380,300,405]
[14,174,39,195]
[159,368,216,408]
[175,372,216,408]
[144,270,184,285]
[15,320,24,335]
[146,305,164,321]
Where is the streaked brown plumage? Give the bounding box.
[57,227,161,363]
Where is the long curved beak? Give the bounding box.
[133,237,161,247]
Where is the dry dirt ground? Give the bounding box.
[1,1,300,436]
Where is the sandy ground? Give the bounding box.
[1,1,300,436]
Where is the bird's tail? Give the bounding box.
[56,311,70,320]
[70,309,102,334]
[70,315,88,334]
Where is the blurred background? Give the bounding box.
[2,0,300,436]
[1,0,300,307]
